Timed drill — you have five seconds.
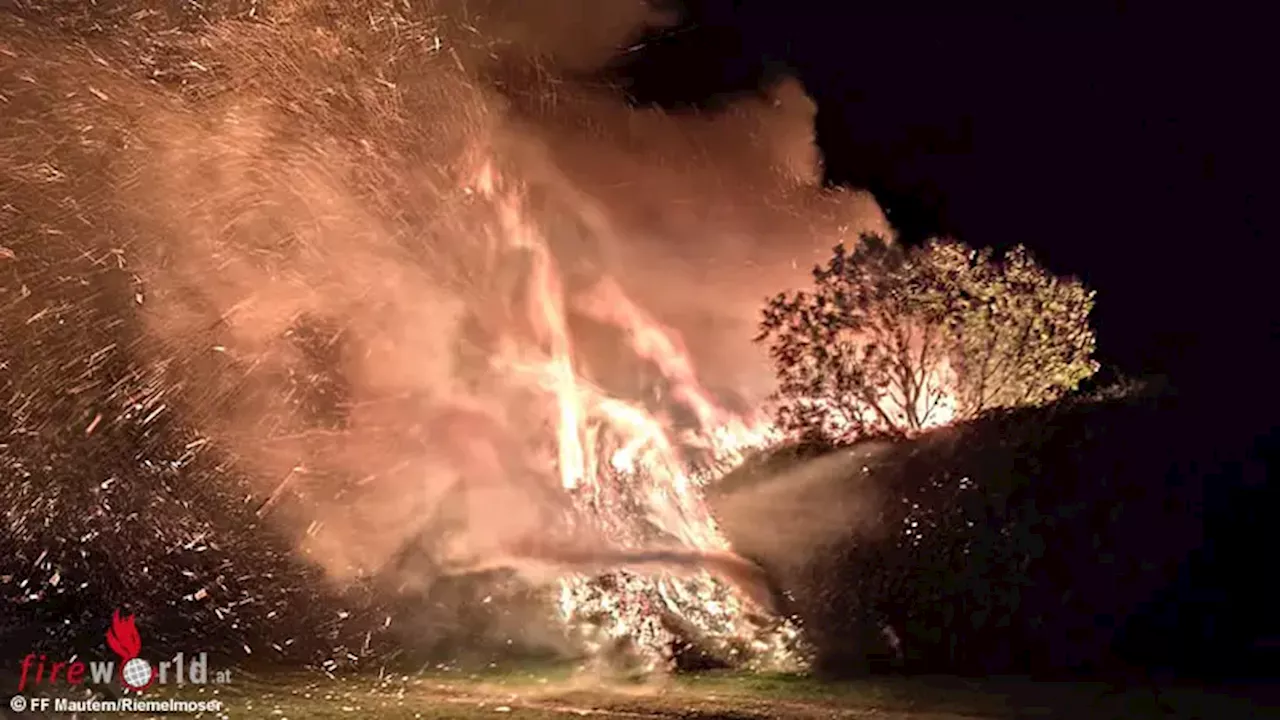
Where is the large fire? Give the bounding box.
[463,159,804,671]
[446,157,964,672]
[0,1,961,674]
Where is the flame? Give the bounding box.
[458,158,958,670]
[106,609,142,661]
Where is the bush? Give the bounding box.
[712,384,1260,678]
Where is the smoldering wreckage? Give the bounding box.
[0,0,1219,682]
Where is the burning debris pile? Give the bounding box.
[458,162,807,672]
[2,0,879,672]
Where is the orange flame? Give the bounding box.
[463,158,959,667]
[472,159,761,556]
[106,609,142,661]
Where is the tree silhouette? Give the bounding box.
[757,234,1098,441]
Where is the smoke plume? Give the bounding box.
[1,0,887,660]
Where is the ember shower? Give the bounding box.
[0,1,889,670]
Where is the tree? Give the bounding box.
[756,234,1099,442]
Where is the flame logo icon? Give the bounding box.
[106,610,141,660]
[106,609,155,691]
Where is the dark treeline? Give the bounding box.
[712,382,1278,681]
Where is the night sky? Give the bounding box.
[611,3,1273,397]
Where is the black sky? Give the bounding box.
[610,3,1273,394]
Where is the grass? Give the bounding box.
[134,663,1270,719]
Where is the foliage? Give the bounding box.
[745,387,1224,678]
[756,234,1099,441]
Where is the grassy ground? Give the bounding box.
[134,665,1269,719]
